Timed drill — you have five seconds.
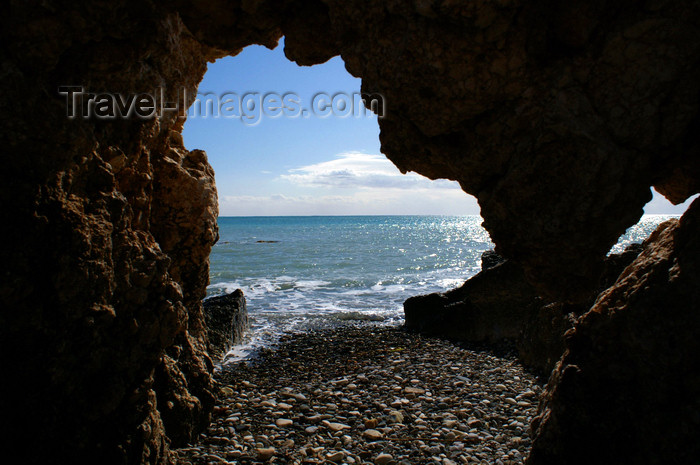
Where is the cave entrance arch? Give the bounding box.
[183,39,485,359]
[7,3,700,464]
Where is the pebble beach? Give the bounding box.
[174,324,541,465]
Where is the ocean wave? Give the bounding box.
[332,311,386,322]
[339,289,374,296]
[370,283,406,293]
[207,276,332,299]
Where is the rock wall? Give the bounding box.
[2,1,699,464]
[530,200,700,464]
[517,243,644,375]
[1,2,218,463]
[182,0,700,300]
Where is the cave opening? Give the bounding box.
[5,2,700,464]
[177,36,699,463]
[643,188,698,216]
[182,39,695,366]
[183,39,486,361]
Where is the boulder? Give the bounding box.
[404,258,541,343]
[406,245,644,376]
[481,249,507,271]
[203,290,249,361]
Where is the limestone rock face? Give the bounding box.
[203,290,250,361]
[481,249,507,271]
[530,201,700,464]
[179,1,700,303]
[1,3,217,463]
[182,0,700,301]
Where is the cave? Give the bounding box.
[2,1,699,464]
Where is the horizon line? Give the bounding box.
[218,213,482,218]
[217,213,682,218]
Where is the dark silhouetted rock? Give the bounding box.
[519,242,645,375]
[178,0,700,301]
[407,246,644,376]
[203,290,249,361]
[405,259,541,343]
[530,199,700,465]
[481,249,506,271]
[516,302,579,377]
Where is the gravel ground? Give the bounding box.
[173,324,541,465]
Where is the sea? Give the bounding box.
[207,215,677,361]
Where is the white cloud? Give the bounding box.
[217,152,481,216]
[219,189,480,216]
[279,151,459,191]
[218,162,697,217]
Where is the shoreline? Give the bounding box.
[219,318,402,366]
[175,323,541,464]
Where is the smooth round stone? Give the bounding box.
[374,453,393,465]
[326,422,351,432]
[256,447,275,460]
[365,418,379,428]
[327,451,345,463]
[275,418,293,427]
[389,410,404,424]
[363,429,383,440]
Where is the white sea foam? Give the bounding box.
[333,311,386,322]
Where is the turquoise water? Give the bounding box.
[208,215,676,360]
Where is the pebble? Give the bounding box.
[327,451,346,462]
[256,447,275,460]
[325,421,351,432]
[363,429,384,440]
[173,325,540,465]
[405,386,425,395]
[375,453,394,465]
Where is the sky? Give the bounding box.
[183,39,694,217]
